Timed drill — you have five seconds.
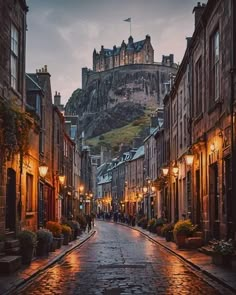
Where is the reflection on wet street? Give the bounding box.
[18,221,221,294]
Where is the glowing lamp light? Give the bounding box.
[172,166,179,176]
[162,167,169,176]
[185,154,194,166]
[151,186,156,192]
[39,163,48,178]
[58,175,65,185]
[143,186,148,193]
[79,185,84,193]
[210,143,215,153]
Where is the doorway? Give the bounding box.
[209,163,220,239]
[5,168,16,232]
[195,169,201,226]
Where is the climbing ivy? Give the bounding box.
[0,99,32,162]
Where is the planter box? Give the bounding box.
[175,233,187,248]
[212,254,232,267]
[185,237,203,249]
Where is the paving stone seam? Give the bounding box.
[106,221,236,294]
[3,230,96,295]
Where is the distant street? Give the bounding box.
[18,221,222,295]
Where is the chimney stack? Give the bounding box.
[193,2,206,28]
[54,91,61,106]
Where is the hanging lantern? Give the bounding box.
[162,167,169,176]
[39,163,48,178]
[58,175,65,185]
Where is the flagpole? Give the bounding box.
[124,18,132,37]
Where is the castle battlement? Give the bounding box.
[93,35,154,72]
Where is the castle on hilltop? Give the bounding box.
[93,35,154,72]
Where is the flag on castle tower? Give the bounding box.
[124,17,131,22]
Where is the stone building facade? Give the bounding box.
[0,0,29,235]
[159,0,236,241]
[93,35,154,72]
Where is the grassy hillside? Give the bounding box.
[85,110,152,154]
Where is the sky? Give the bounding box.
[26,0,199,104]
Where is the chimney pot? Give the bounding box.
[44,65,47,72]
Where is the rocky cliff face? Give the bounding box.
[65,63,177,140]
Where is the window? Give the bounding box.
[184,114,187,145]
[179,91,182,118]
[11,24,19,90]
[35,94,41,117]
[26,174,33,212]
[210,30,220,103]
[195,57,202,115]
[179,121,183,148]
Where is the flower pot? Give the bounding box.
[54,237,62,249]
[175,232,187,248]
[63,234,70,245]
[165,231,173,242]
[212,254,232,267]
[36,240,49,257]
[21,246,35,265]
[50,238,57,252]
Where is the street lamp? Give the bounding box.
[58,175,65,185]
[172,165,179,177]
[162,167,169,177]
[39,162,48,178]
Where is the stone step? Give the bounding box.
[5,231,16,240]
[5,247,21,255]
[5,239,20,249]
[198,246,214,256]
[194,231,204,238]
[0,255,21,274]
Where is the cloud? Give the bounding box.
[26,0,198,103]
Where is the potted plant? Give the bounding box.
[156,217,166,236]
[76,214,87,232]
[36,229,53,257]
[148,218,157,233]
[173,219,197,248]
[18,230,37,265]
[46,221,62,248]
[138,216,148,229]
[161,223,174,242]
[61,225,72,245]
[211,239,235,267]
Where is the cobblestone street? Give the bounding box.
[17,221,226,295]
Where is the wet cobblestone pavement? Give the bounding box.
[17,222,225,295]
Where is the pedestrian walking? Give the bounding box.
[86,214,92,232]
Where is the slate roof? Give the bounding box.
[26,73,42,92]
[103,38,146,57]
[132,145,144,161]
[97,174,112,185]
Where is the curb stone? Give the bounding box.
[3,230,96,295]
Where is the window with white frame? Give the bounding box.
[11,24,19,90]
